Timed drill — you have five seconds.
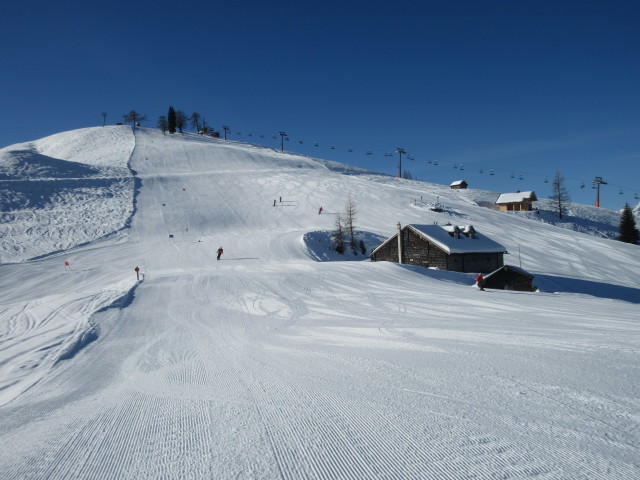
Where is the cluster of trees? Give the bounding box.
[157,107,215,136]
[120,107,216,136]
[332,195,366,255]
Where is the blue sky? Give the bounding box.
[2,0,639,209]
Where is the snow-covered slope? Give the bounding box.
[0,126,135,262]
[0,127,638,479]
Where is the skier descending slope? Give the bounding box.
[217,247,223,261]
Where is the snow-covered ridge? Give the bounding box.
[32,126,135,171]
[0,127,136,263]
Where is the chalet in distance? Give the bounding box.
[495,191,538,211]
[450,180,468,189]
[371,224,507,273]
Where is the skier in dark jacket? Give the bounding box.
[217,247,223,260]
[476,273,485,291]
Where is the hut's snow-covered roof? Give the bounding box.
[484,265,534,280]
[496,191,537,204]
[450,180,467,187]
[407,224,507,254]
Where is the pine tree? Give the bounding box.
[157,116,168,134]
[190,112,201,132]
[332,214,345,254]
[618,203,639,244]
[550,170,570,219]
[344,194,357,249]
[175,110,187,133]
[167,106,176,134]
[200,118,210,135]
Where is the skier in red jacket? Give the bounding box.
[476,273,485,291]
[217,247,223,261]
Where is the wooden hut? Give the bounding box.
[483,265,536,291]
[371,224,507,273]
[450,180,468,189]
[496,191,538,211]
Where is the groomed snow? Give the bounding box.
[0,127,639,479]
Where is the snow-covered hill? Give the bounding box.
[0,127,638,479]
[0,127,135,262]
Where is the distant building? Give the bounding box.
[450,180,468,189]
[496,191,538,211]
[371,224,507,273]
[484,265,536,292]
[199,129,221,138]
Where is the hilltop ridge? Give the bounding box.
[0,126,625,264]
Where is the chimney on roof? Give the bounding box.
[467,225,476,239]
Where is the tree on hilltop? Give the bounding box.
[190,112,201,133]
[167,106,176,134]
[201,118,210,135]
[157,116,168,134]
[125,110,147,126]
[175,110,187,134]
[618,203,639,244]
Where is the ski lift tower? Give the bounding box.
[222,125,230,140]
[279,131,287,151]
[592,176,607,207]
[396,147,406,178]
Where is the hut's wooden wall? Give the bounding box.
[372,228,503,273]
